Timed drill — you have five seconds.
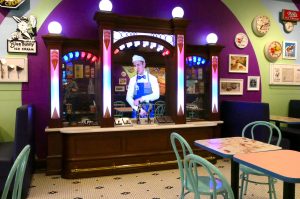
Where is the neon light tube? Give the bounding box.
[50,49,60,119]
[212,56,218,113]
[103,29,112,117]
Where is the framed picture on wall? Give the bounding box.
[247,76,260,91]
[119,78,127,85]
[282,41,297,60]
[115,86,125,92]
[229,54,249,73]
[220,78,243,95]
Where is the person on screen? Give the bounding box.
[126,55,160,118]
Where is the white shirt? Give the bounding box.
[126,71,160,111]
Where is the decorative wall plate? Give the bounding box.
[234,33,249,48]
[264,41,282,62]
[252,15,271,37]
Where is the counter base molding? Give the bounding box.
[46,122,221,178]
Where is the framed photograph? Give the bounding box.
[119,78,127,85]
[220,78,243,95]
[282,41,297,60]
[0,57,28,82]
[115,86,125,92]
[229,54,249,73]
[247,76,260,91]
[270,63,300,85]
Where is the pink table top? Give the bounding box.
[234,150,300,183]
[194,137,281,158]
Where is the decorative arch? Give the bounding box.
[112,35,174,56]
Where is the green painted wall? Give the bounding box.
[0,84,21,142]
[223,0,300,116]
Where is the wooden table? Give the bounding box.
[270,115,300,127]
[194,137,281,198]
[234,150,300,199]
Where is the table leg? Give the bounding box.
[231,159,239,199]
[283,182,295,199]
[275,121,280,128]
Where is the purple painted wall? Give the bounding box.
[22,0,260,158]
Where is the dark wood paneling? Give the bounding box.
[58,125,220,178]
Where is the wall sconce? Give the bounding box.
[206,33,218,44]
[48,21,62,34]
[99,0,113,12]
[172,7,184,18]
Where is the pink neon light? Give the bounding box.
[81,51,86,59]
[212,56,218,113]
[177,35,184,115]
[103,29,112,118]
[50,49,60,119]
[91,55,98,63]
[87,53,92,60]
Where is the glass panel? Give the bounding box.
[62,51,98,127]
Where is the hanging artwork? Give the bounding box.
[0,58,28,82]
[0,0,26,8]
[7,15,37,53]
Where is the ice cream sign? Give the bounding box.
[0,0,26,8]
[281,9,300,33]
[7,15,37,53]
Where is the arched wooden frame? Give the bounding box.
[112,35,175,56]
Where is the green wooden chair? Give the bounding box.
[170,132,232,199]
[113,101,126,118]
[240,121,282,199]
[1,145,31,199]
[185,154,234,199]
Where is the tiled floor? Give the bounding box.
[27,159,300,199]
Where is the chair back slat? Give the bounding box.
[185,154,234,199]
[1,145,31,199]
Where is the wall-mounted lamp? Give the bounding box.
[48,21,62,34]
[99,0,113,12]
[206,33,218,44]
[172,7,184,18]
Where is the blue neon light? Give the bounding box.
[75,51,80,58]
[63,55,68,62]
[68,52,74,59]
[186,56,208,67]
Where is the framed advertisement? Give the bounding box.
[220,78,243,95]
[229,54,249,73]
[115,86,125,92]
[247,76,260,91]
[270,63,300,85]
[282,41,297,60]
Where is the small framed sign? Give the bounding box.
[282,41,297,60]
[7,15,37,53]
[247,76,260,91]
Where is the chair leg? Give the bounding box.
[244,174,249,195]
[180,186,185,199]
[270,177,277,199]
[267,176,273,199]
[240,173,246,199]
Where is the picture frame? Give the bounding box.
[115,85,125,92]
[270,63,300,85]
[220,78,244,95]
[0,57,28,82]
[119,78,127,85]
[282,41,297,60]
[247,76,260,91]
[229,54,249,73]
